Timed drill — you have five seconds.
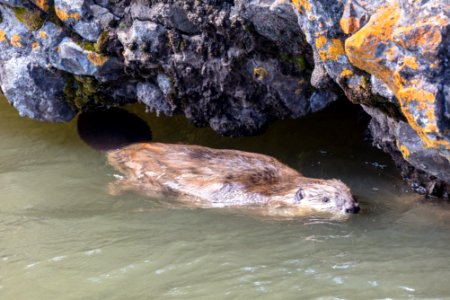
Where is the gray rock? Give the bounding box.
[0,0,24,7]
[370,75,395,102]
[157,73,172,96]
[0,56,76,121]
[54,0,101,41]
[236,0,306,55]
[117,20,167,65]
[49,38,100,76]
[73,20,101,42]
[310,90,338,113]
[364,105,449,198]
[90,4,117,30]
[0,0,449,197]
[136,82,174,116]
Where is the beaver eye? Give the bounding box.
[322,197,330,203]
[295,189,304,203]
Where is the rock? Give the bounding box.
[117,19,167,66]
[310,90,337,113]
[0,0,449,197]
[236,0,307,55]
[29,0,51,12]
[370,75,395,102]
[49,37,122,81]
[292,0,449,196]
[49,37,102,76]
[0,56,76,121]
[345,0,450,159]
[0,0,25,8]
[0,5,76,121]
[364,106,449,198]
[54,0,101,41]
[136,81,174,116]
[292,0,374,105]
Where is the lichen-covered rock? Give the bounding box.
[345,0,450,159]
[292,0,449,197]
[0,0,449,197]
[0,0,330,137]
[364,106,449,198]
[0,5,76,121]
[0,55,76,121]
[54,0,102,41]
[49,37,105,76]
[109,0,329,136]
[292,0,374,105]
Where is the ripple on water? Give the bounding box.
[1,98,450,299]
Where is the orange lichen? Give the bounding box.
[393,15,448,54]
[393,71,407,92]
[35,0,49,12]
[72,12,81,20]
[397,87,435,104]
[292,0,311,14]
[32,42,39,50]
[55,7,81,22]
[318,38,345,61]
[340,68,354,78]
[327,39,345,60]
[340,16,360,35]
[345,2,401,69]
[11,34,22,47]
[399,145,410,159]
[360,76,368,90]
[402,56,419,70]
[316,35,345,61]
[345,1,449,150]
[315,35,327,49]
[39,31,47,39]
[87,52,108,66]
[55,7,69,21]
[0,30,6,43]
[253,67,269,81]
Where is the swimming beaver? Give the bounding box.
[107,143,360,217]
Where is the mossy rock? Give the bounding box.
[64,75,107,111]
[296,55,306,72]
[13,7,45,31]
[75,40,95,52]
[94,31,109,54]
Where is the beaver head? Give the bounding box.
[293,179,359,215]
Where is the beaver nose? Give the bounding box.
[345,206,360,214]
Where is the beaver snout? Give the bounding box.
[345,206,360,214]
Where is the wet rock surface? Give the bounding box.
[0,0,448,197]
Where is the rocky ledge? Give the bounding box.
[0,0,448,198]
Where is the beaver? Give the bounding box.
[107,143,360,217]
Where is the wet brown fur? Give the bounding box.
[107,143,359,217]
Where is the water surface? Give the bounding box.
[1,96,450,299]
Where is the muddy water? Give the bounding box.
[1,96,450,299]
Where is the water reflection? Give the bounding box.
[77,108,152,151]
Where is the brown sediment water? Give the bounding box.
[1,95,450,299]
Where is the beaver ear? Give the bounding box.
[295,188,304,203]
